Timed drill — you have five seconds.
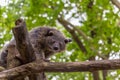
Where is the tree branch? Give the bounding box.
[111,0,120,9]
[12,19,45,80]
[58,17,87,53]
[57,17,107,59]
[0,59,120,79]
[58,17,90,41]
[12,19,36,63]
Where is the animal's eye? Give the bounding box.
[52,41,56,44]
[5,50,8,53]
[51,39,56,44]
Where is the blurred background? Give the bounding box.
[0,0,120,80]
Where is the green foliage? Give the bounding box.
[0,0,120,80]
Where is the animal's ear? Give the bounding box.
[46,30,54,36]
[64,38,72,44]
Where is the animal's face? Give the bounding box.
[45,29,71,53]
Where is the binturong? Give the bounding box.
[0,19,72,68]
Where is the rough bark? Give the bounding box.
[92,71,100,80]
[102,70,107,80]
[12,19,46,80]
[12,19,36,63]
[89,57,100,80]
[6,19,36,80]
[0,59,120,79]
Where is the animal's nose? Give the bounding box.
[54,47,58,50]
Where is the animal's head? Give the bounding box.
[44,28,72,53]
